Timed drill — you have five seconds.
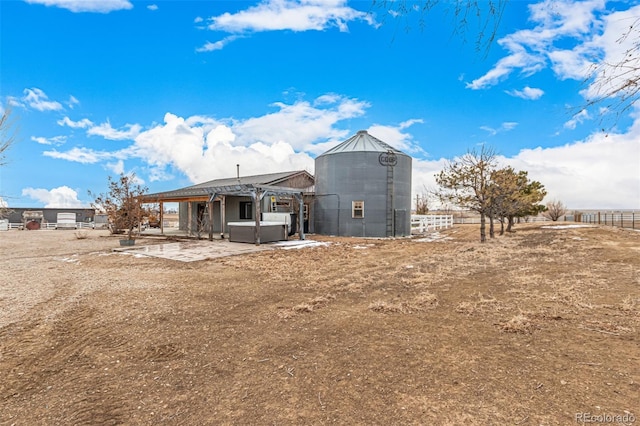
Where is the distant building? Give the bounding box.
[3,208,95,226]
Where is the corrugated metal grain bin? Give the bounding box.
[314,130,412,237]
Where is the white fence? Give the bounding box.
[2,221,179,231]
[2,222,96,230]
[453,216,551,225]
[411,215,454,234]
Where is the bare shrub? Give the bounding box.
[369,292,439,314]
[278,294,336,319]
[620,295,638,312]
[412,292,438,309]
[369,301,404,314]
[548,285,593,309]
[74,230,89,240]
[455,293,504,315]
[455,301,476,315]
[293,303,313,313]
[543,200,567,221]
[500,313,533,334]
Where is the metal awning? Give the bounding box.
[141,183,305,203]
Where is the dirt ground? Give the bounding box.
[0,224,638,425]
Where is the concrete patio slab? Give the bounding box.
[115,239,327,262]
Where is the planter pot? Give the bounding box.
[119,239,136,247]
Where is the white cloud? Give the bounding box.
[503,115,640,209]
[25,0,133,13]
[506,86,544,100]
[97,95,367,183]
[207,0,375,33]
[468,0,606,90]
[21,186,85,208]
[58,116,141,140]
[480,122,519,136]
[232,95,369,153]
[31,135,67,145]
[563,109,590,129]
[87,121,142,140]
[22,88,63,112]
[196,35,241,52]
[67,95,79,108]
[43,147,116,163]
[365,120,424,154]
[467,51,546,90]
[411,107,638,211]
[411,157,450,207]
[131,113,314,184]
[410,121,640,211]
[58,116,94,128]
[147,4,158,11]
[199,0,377,50]
[106,159,125,175]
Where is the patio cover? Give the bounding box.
[141,183,306,245]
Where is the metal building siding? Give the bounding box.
[314,150,412,237]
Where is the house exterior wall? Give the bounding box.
[276,174,314,189]
[314,151,412,237]
[180,197,254,235]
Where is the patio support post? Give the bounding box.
[297,194,305,240]
[159,201,164,235]
[208,194,215,241]
[220,195,226,239]
[253,190,262,246]
[187,202,192,236]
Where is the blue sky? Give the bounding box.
[1,0,639,210]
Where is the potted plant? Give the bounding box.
[91,173,149,246]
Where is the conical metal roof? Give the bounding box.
[318,130,404,156]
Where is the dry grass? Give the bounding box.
[1,224,638,425]
[621,295,638,312]
[499,313,534,334]
[277,294,336,319]
[455,292,505,315]
[369,291,438,314]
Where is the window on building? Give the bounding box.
[352,200,364,218]
[239,201,253,220]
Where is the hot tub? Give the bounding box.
[227,221,288,244]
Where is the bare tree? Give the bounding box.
[0,106,17,167]
[373,1,638,122]
[583,17,640,125]
[90,173,149,241]
[371,0,507,56]
[414,188,430,215]
[543,200,567,222]
[436,146,497,242]
[0,107,18,218]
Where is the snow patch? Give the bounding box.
[414,232,453,243]
[275,240,330,250]
[541,225,597,229]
